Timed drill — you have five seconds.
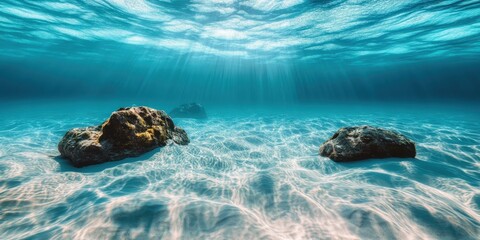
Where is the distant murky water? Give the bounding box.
[1,0,480,103]
[0,103,479,239]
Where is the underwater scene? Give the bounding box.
[1,0,480,239]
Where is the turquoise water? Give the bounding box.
[1,0,480,103]
[1,0,480,239]
[0,102,479,239]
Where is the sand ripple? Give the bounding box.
[0,108,479,239]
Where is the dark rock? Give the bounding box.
[319,126,415,162]
[58,106,189,167]
[170,103,207,119]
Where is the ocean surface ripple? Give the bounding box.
[0,0,479,62]
[0,104,479,239]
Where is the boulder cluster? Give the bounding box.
[59,105,416,167]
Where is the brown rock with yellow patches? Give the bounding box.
[58,106,189,167]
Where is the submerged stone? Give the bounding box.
[58,106,189,167]
[319,126,415,162]
[170,103,207,119]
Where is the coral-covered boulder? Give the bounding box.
[320,126,415,162]
[58,106,189,167]
[170,103,207,119]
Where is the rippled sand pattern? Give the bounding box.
[0,108,479,239]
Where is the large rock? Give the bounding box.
[58,106,189,167]
[319,126,415,162]
[170,103,207,119]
